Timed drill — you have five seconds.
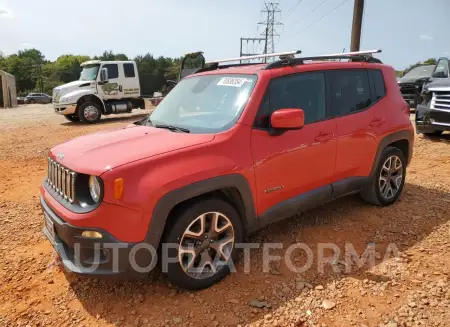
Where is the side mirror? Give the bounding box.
[270,109,304,134]
[100,68,109,82]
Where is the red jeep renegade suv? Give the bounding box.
[41,50,414,290]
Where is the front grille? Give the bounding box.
[431,91,450,112]
[47,157,77,203]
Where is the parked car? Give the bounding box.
[397,64,435,109]
[25,93,52,104]
[41,50,414,290]
[17,96,27,104]
[416,57,450,136]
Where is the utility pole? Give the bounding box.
[258,2,283,62]
[350,0,364,52]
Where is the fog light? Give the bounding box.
[81,231,103,239]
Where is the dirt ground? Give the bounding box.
[0,104,449,327]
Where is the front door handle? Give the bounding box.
[370,118,386,127]
[315,132,335,142]
[119,85,123,92]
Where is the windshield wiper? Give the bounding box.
[154,124,190,133]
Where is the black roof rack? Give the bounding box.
[192,49,382,74]
[265,49,382,69]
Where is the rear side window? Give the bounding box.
[254,72,326,129]
[103,64,119,79]
[123,63,135,78]
[368,69,386,101]
[328,70,372,116]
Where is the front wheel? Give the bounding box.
[163,198,243,290]
[64,114,79,122]
[78,101,102,124]
[361,146,406,206]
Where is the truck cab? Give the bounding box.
[53,60,142,123]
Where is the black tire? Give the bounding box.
[423,130,443,137]
[361,146,406,206]
[64,114,79,122]
[28,99,36,104]
[163,198,243,290]
[78,101,102,124]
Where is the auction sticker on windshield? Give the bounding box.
[217,77,248,87]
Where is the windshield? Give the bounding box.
[403,65,435,78]
[148,74,257,134]
[80,64,100,81]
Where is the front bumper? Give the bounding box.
[54,104,77,115]
[415,104,450,133]
[41,196,155,279]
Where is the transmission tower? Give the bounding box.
[258,2,283,62]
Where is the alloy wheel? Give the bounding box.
[379,155,403,199]
[178,212,235,279]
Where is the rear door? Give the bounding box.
[329,69,385,184]
[251,71,337,218]
[98,63,124,100]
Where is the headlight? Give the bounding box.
[89,176,102,203]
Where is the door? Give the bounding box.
[328,69,384,182]
[97,63,124,100]
[251,71,337,219]
[122,63,140,97]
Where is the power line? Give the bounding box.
[293,0,330,24]
[291,0,350,37]
[285,0,304,19]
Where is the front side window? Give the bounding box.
[102,64,119,79]
[80,64,100,81]
[148,74,257,134]
[432,59,449,78]
[329,70,372,116]
[254,72,326,129]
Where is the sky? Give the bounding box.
[0,0,449,70]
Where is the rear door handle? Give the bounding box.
[315,132,335,142]
[370,118,386,127]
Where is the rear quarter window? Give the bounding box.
[368,69,386,101]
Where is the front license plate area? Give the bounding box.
[44,213,55,243]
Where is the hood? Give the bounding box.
[397,76,429,84]
[424,78,450,91]
[49,125,215,175]
[54,80,95,101]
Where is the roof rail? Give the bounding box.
[205,50,302,65]
[265,49,382,69]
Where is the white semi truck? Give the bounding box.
[52,53,206,123]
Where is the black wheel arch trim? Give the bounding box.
[370,130,414,177]
[144,174,257,249]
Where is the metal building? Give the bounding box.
[0,70,18,108]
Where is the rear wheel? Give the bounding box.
[64,114,79,122]
[78,101,102,124]
[361,146,406,206]
[163,198,243,290]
